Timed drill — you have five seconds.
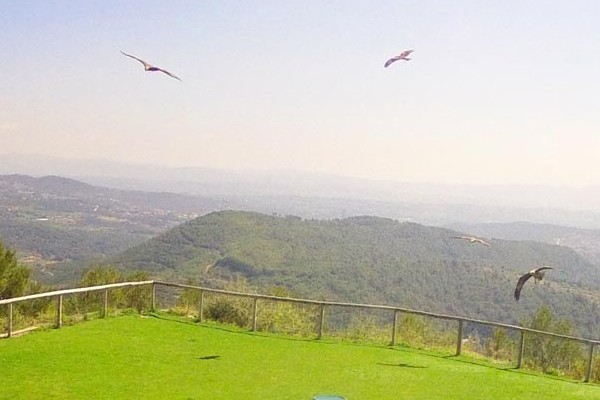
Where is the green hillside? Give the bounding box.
[112,211,600,337]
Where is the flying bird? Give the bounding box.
[384,50,414,68]
[121,51,182,81]
[452,235,491,247]
[514,266,553,301]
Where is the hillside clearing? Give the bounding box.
[0,314,598,400]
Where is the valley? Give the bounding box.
[2,174,600,337]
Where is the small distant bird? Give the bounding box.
[452,235,491,247]
[121,51,182,81]
[514,266,553,301]
[384,50,414,68]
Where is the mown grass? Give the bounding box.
[0,313,598,400]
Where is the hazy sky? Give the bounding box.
[2,1,600,186]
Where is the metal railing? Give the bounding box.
[1,280,598,382]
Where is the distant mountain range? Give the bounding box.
[3,173,600,284]
[5,153,600,228]
[110,211,600,338]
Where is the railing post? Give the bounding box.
[103,289,109,318]
[585,343,595,382]
[151,282,156,312]
[56,295,63,329]
[198,291,204,323]
[317,304,325,339]
[7,303,13,338]
[517,330,525,369]
[390,310,399,346]
[252,298,258,331]
[456,320,464,356]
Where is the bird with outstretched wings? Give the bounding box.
[452,235,491,247]
[384,50,414,68]
[121,51,182,81]
[514,266,553,301]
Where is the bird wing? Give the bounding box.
[452,236,469,240]
[452,236,489,245]
[534,266,553,273]
[121,51,152,68]
[475,238,491,247]
[514,272,533,301]
[384,56,401,68]
[156,68,182,81]
[399,49,414,58]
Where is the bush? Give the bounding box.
[206,300,248,327]
[67,266,151,316]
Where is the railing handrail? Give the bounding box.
[2,279,599,345]
[0,280,154,306]
[154,281,600,345]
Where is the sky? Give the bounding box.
[2,1,600,186]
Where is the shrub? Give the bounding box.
[205,299,248,327]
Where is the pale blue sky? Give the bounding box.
[2,1,600,185]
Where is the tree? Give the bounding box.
[177,278,201,316]
[0,241,30,300]
[71,265,150,314]
[122,270,151,313]
[485,328,514,360]
[524,306,582,374]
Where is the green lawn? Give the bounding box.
[1,313,598,400]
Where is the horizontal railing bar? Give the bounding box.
[2,279,598,346]
[0,281,154,306]
[154,281,600,345]
[0,325,43,338]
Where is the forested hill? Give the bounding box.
[112,211,600,337]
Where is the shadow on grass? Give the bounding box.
[145,312,598,387]
[198,355,221,360]
[377,362,427,369]
[147,312,320,343]
[438,354,594,386]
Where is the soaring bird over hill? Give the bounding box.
[384,50,414,68]
[452,235,491,247]
[514,266,553,301]
[121,51,182,81]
